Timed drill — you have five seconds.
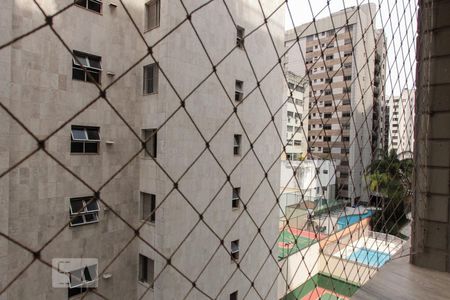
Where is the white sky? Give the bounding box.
[284,0,418,97]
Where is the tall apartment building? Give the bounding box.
[283,71,309,160]
[0,1,283,299]
[372,29,388,155]
[389,89,415,158]
[285,4,385,204]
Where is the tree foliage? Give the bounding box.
[366,149,413,235]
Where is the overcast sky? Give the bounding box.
[284,0,418,97]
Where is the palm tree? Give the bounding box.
[366,149,413,236]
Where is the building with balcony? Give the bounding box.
[285,4,386,204]
[388,89,415,158]
[282,72,309,161]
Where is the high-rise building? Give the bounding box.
[0,1,284,299]
[389,89,415,158]
[285,4,385,204]
[372,29,388,155]
[283,71,309,161]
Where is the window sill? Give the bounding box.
[143,91,159,96]
[144,25,160,34]
[138,281,154,290]
[141,156,156,160]
[70,153,100,155]
[142,220,156,227]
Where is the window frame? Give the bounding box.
[141,192,156,223]
[143,63,159,95]
[142,129,158,158]
[236,25,245,49]
[72,51,102,84]
[233,134,242,156]
[68,264,98,297]
[231,240,240,261]
[232,187,241,209]
[235,80,244,101]
[70,126,101,154]
[74,0,102,14]
[138,254,155,287]
[145,0,161,32]
[69,196,100,227]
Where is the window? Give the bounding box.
[324,136,331,142]
[69,196,100,226]
[342,112,351,117]
[323,148,331,153]
[294,140,302,146]
[141,193,156,223]
[142,129,157,158]
[342,99,351,105]
[324,101,332,107]
[326,55,334,60]
[342,136,350,142]
[74,0,102,13]
[287,126,293,132]
[231,240,239,260]
[68,264,97,297]
[72,51,102,83]
[323,169,328,174]
[325,78,333,84]
[235,80,244,101]
[232,187,240,209]
[145,0,160,31]
[236,26,245,49]
[306,47,313,53]
[230,291,238,300]
[324,113,332,118]
[138,254,154,287]
[344,75,352,81]
[344,51,352,57]
[327,29,335,36]
[143,63,159,94]
[344,39,352,45]
[233,134,242,155]
[325,89,332,95]
[323,124,332,130]
[306,35,314,41]
[327,66,333,72]
[71,126,100,154]
[305,58,313,64]
[343,87,351,94]
[344,62,352,69]
[326,43,334,48]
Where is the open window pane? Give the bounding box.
[70,198,85,214]
[86,128,100,141]
[142,129,157,157]
[86,199,99,212]
[141,193,156,223]
[71,128,88,141]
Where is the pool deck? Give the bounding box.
[353,255,450,300]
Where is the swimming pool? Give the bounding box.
[336,210,373,230]
[347,248,390,267]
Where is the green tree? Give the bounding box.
[366,149,413,236]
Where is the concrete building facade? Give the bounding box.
[285,4,384,204]
[0,1,284,299]
[388,89,415,158]
[283,72,309,161]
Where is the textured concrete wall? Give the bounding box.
[412,0,450,272]
[1,0,285,299]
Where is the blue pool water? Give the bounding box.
[347,248,390,267]
[337,210,373,230]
